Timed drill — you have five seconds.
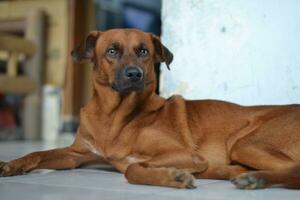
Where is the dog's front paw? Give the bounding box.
[169,169,196,189]
[0,161,6,168]
[231,173,266,189]
[0,161,25,177]
[0,161,8,177]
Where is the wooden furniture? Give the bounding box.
[0,0,96,138]
[0,34,36,93]
[0,10,46,140]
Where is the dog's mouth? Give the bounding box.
[112,82,145,93]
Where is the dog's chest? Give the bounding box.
[132,127,184,155]
[80,104,187,166]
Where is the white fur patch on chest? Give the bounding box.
[83,139,103,156]
[126,155,139,163]
[124,154,151,165]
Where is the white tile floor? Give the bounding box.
[1,141,300,200]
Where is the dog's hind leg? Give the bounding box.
[230,142,300,189]
[124,150,208,188]
[231,165,300,189]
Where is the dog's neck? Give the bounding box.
[91,73,166,154]
[91,73,165,116]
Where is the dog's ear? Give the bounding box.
[151,34,173,70]
[71,31,102,63]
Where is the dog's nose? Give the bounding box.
[124,66,143,82]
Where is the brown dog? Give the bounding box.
[1,29,300,189]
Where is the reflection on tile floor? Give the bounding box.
[1,142,300,200]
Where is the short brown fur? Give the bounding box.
[1,29,300,189]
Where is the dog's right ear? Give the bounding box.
[71,31,102,63]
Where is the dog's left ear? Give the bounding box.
[71,31,102,63]
[151,34,173,70]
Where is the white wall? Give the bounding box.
[160,0,300,105]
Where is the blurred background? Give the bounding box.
[0,0,299,144]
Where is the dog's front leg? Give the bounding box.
[124,150,208,189]
[0,142,100,177]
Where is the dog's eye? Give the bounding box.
[138,48,149,57]
[107,48,118,57]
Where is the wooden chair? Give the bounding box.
[0,34,36,93]
[0,10,46,140]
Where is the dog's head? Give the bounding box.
[71,29,173,93]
